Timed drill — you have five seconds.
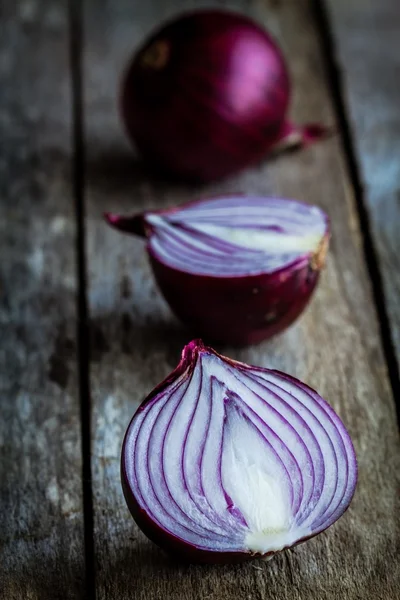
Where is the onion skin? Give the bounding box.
[105,196,329,346]
[121,340,357,564]
[121,9,327,182]
[149,254,322,346]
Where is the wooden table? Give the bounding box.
[1,1,399,598]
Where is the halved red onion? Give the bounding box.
[121,9,329,182]
[121,340,357,563]
[105,196,329,345]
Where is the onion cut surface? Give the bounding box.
[121,341,357,563]
[141,196,327,277]
[106,196,329,345]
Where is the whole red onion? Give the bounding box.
[105,195,329,345]
[121,340,357,563]
[121,9,327,182]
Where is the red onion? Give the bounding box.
[121,340,357,563]
[105,196,330,345]
[121,9,328,182]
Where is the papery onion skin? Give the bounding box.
[121,9,326,182]
[105,196,330,346]
[121,340,357,564]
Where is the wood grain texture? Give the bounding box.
[0,2,85,598]
[84,0,400,598]
[324,0,400,367]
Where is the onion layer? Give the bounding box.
[121,9,328,182]
[121,340,357,563]
[106,195,329,345]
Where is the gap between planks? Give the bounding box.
[313,0,400,426]
[68,0,97,598]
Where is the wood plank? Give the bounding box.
[0,2,86,598]
[323,0,400,369]
[84,1,400,598]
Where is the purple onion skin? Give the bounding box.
[121,9,290,182]
[149,254,321,346]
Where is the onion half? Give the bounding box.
[121,9,328,182]
[106,195,330,345]
[122,340,357,563]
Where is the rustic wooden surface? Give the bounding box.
[0,1,86,598]
[84,1,400,600]
[324,0,400,370]
[2,0,400,598]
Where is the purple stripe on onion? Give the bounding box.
[106,195,329,345]
[121,340,357,563]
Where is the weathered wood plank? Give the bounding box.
[0,2,86,598]
[323,0,400,369]
[84,1,400,598]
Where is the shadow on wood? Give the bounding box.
[2,541,84,600]
[89,310,190,365]
[85,143,207,199]
[93,536,288,600]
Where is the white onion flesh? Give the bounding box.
[145,197,328,277]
